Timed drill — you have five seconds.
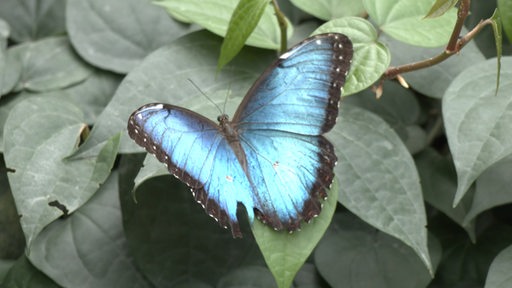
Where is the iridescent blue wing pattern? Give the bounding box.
[128,104,255,236]
[234,33,352,230]
[127,33,353,236]
[234,33,353,135]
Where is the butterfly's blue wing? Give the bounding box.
[233,33,353,135]
[233,33,352,230]
[128,104,256,237]
[239,130,335,230]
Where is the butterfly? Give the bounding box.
[127,33,353,237]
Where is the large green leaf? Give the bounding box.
[2,256,60,287]
[331,104,432,273]
[121,169,263,286]
[485,244,512,288]
[155,0,287,49]
[67,0,195,74]
[9,37,93,92]
[0,0,65,42]
[291,0,365,20]
[364,0,457,47]
[28,172,151,288]
[3,96,119,247]
[465,156,512,225]
[415,149,475,240]
[443,57,512,205]
[344,81,426,154]
[315,213,441,287]
[315,17,390,95]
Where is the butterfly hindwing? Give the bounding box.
[239,130,336,230]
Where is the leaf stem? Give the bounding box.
[270,0,288,53]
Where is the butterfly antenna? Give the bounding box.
[222,82,233,115]
[187,79,223,115]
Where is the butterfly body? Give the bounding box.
[128,33,353,237]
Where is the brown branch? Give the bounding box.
[382,0,493,82]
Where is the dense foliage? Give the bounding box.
[0,0,511,287]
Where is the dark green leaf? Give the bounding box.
[465,156,512,224]
[2,256,60,288]
[4,96,119,247]
[443,57,512,205]
[315,213,440,287]
[485,244,512,288]
[67,0,195,74]
[415,149,475,240]
[9,37,93,92]
[332,104,432,273]
[28,172,151,288]
[0,0,65,42]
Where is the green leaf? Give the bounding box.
[253,180,338,288]
[315,213,441,287]
[2,256,60,287]
[80,31,273,154]
[415,149,475,240]
[0,155,24,261]
[218,0,269,70]
[291,0,365,20]
[3,96,119,247]
[315,17,390,95]
[331,104,432,274]
[465,156,512,225]
[381,31,486,98]
[217,266,276,287]
[9,36,93,92]
[0,0,65,42]
[485,244,512,288]
[1,47,23,98]
[344,81,426,153]
[67,0,195,74]
[155,0,289,49]
[443,57,512,205]
[28,172,151,288]
[121,173,262,286]
[364,0,457,47]
[425,0,458,18]
[498,0,512,42]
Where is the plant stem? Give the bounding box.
[270,0,287,53]
[382,0,493,81]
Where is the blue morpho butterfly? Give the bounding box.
[127,33,353,237]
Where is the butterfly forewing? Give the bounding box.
[233,33,353,135]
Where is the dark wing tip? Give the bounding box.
[321,33,354,133]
